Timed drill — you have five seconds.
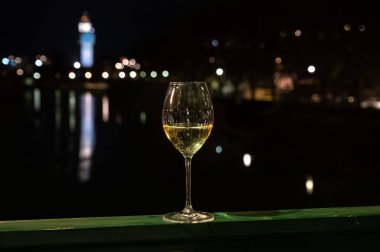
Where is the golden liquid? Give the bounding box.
[163,123,213,157]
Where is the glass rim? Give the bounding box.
[169,82,207,85]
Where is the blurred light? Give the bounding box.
[68,72,76,79]
[2,58,10,65]
[34,88,41,112]
[35,59,43,67]
[359,24,366,32]
[209,56,216,63]
[150,71,157,78]
[40,55,47,62]
[211,39,219,47]
[140,111,147,125]
[307,65,316,73]
[69,91,76,131]
[55,72,61,79]
[140,71,147,78]
[16,69,24,76]
[275,57,282,64]
[129,71,137,78]
[74,62,81,69]
[10,60,16,67]
[306,175,314,195]
[294,30,302,37]
[15,57,22,64]
[279,30,287,37]
[348,96,355,103]
[24,77,33,86]
[33,72,41,79]
[122,58,129,66]
[215,145,222,154]
[78,22,92,33]
[9,55,14,60]
[115,62,124,70]
[344,24,351,31]
[102,95,109,123]
[55,90,61,130]
[129,59,136,66]
[134,63,141,70]
[243,154,252,167]
[162,70,169,77]
[85,71,92,79]
[102,71,109,79]
[311,93,321,103]
[119,71,126,79]
[216,68,224,76]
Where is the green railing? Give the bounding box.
[1,206,380,250]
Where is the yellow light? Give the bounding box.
[40,55,47,62]
[85,71,92,79]
[344,24,351,31]
[68,72,76,79]
[305,175,314,195]
[15,57,22,64]
[348,96,355,103]
[275,57,282,64]
[102,72,109,79]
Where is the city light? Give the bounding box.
[295,29,302,37]
[40,55,47,63]
[129,59,136,66]
[162,70,169,77]
[85,71,92,79]
[35,59,43,67]
[243,154,252,167]
[122,58,129,66]
[16,69,24,76]
[212,39,219,47]
[216,68,224,76]
[348,96,355,103]
[134,63,141,70]
[140,111,147,125]
[150,71,157,78]
[140,71,146,78]
[68,72,76,79]
[102,96,109,123]
[308,65,316,73]
[2,58,10,65]
[15,57,22,64]
[279,30,287,37]
[344,24,351,31]
[115,62,124,70]
[275,57,282,64]
[102,71,109,79]
[209,57,216,63]
[359,24,366,32]
[118,71,126,79]
[33,72,41,79]
[305,175,314,195]
[215,145,223,154]
[129,71,137,78]
[74,62,81,69]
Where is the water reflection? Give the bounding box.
[55,90,61,130]
[79,92,95,182]
[69,91,76,132]
[102,95,109,123]
[33,88,41,112]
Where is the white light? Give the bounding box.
[16,69,24,76]
[115,62,124,70]
[74,62,81,69]
[295,29,302,37]
[15,57,22,64]
[348,96,355,103]
[122,58,129,66]
[119,71,126,79]
[140,71,146,78]
[243,154,252,167]
[129,71,137,78]
[68,72,76,79]
[216,68,224,76]
[162,70,169,77]
[2,58,10,65]
[102,71,109,79]
[150,71,157,78]
[212,39,219,47]
[78,22,92,33]
[129,59,136,66]
[33,72,41,79]
[305,175,314,195]
[85,71,92,79]
[307,65,316,73]
[35,59,43,67]
[215,145,223,154]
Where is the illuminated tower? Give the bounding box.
[78,12,95,68]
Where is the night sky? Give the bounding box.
[0,1,378,61]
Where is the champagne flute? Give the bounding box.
[162,82,214,224]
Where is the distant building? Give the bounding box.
[78,12,95,68]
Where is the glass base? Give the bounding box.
[163,211,214,224]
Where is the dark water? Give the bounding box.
[1,80,380,220]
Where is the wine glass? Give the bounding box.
[162,82,214,224]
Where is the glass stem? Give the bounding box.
[183,157,194,214]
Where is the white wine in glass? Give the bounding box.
[162,82,214,224]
